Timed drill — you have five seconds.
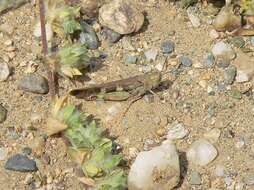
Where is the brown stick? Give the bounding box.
[39,0,56,99]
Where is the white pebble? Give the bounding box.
[187,139,218,166]
[209,29,219,39]
[167,122,189,140]
[212,41,236,60]
[0,62,10,81]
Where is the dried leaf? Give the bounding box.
[45,117,68,136]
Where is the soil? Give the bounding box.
[1,1,254,190]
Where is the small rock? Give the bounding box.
[22,147,32,156]
[212,41,236,60]
[224,65,237,85]
[144,94,154,103]
[179,56,192,67]
[187,139,218,166]
[128,143,180,190]
[0,104,7,123]
[99,0,144,34]
[204,128,221,143]
[187,8,201,28]
[235,138,245,149]
[190,171,202,185]
[167,122,189,140]
[102,27,122,43]
[225,89,242,99]
[216,57,230,69]
[236,70,250,83]
[80,21,99,49]
[145,49,158,62]
[203,53,215,68]
[0,62,10,81]
[24,174,34,185]
[18,74,49,94]
[0,147,8,161]
[209,29,219,39]
[125,55,138,64]
[5,154,38,172]
[161,41,175,54]
[214,165,226,177]
[250,37,254,46]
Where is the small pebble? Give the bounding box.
[125,55,138,64]
[0,147,8,161]
[0,62,10,81]
[102,27,122,43]
[4,39,13,46]
[0,104,7,123]
[187,139,218,166]
[190,171,202,185]
[18,74,49,94]
[236,70,249,83]
[5,154,38,172]
[144,94,154,103]
[216,57,230,69]
[209,29,219,39]
[187,8,201,28]
[212,41,236,60]
[250,37,254,46]
[214,165,226,177]
[179,56,192,67]
[167,122,189,140]
[145,49,158,62]
[161,40,175,54]
[22,147,32,156]
[24,174,34,185]
[203,53,215,68]
[224,65,237,85]
[80,21,99,50]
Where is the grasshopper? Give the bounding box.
[69,71,165,101]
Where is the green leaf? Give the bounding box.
[82,141,122,177]
[62,20,81,34]
[95,170,127,190]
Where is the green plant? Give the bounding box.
[45,97,127,190]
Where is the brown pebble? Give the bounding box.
[41,154,50,165]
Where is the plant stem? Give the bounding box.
[39,0,56,99]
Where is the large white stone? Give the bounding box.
[187,139,218,166]
[128,143,180,190]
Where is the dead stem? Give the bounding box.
[39,0,56,99]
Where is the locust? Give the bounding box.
[69,71,167,101]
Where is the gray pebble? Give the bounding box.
[5,154,37,172]
[224,65,237,85]
[145,49,158,62]
[203,53,215,68]
[179,56,192,67]
[144,94,154,103]
[80,21,99,49]
[190,171,202,185]
[0,104,7,123]
[161,40,175,54]
[250,37,254,47]
[125,55,138,64]
[102,27,122,43]
[18,74,49,94]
